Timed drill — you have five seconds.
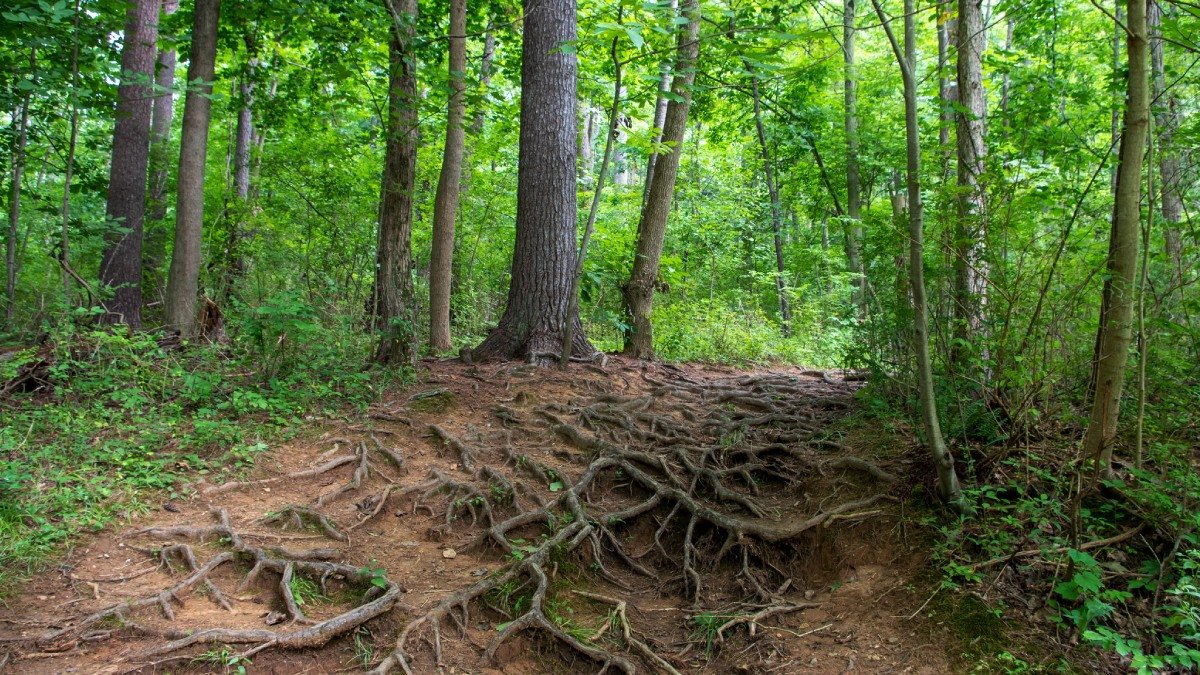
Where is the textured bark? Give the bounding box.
[748,70,790,336]
[952,0,989,375]
[843,0,865,315]
[374,3,419,366]
[1083,0,1148,478]
[219,39,256,301]
[429,0,467,352]
[937,0,956,162]
[1148,1,1182,285]
[6,47,34,322]
[474,0,593,362]
[871,0,962,505]
[144,0,180,301]
[642,0,678,212]
[622,0,700,358]
[164,0,220,336]
[99,0,159,328]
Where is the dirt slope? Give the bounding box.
[0,357,955,674]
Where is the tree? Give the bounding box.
[1083,0,1147,478]
[622,0,700,359]
[953,0,989,377]
[428,0,466,352]
[747,65,790,335]
[871,0,962,505]
[164,0,221,336]
[98,0,159,328]
[472,0,592,361]
[144,0,179,298]
[843,0,865,315]
[1149,0,1182,287]
[374,0,420,365]
[6,46,34,322]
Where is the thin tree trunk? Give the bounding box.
[622,0,700,358]
[61,3,81,299]
[1149,0,1182,287]
[374,0,420,365]
[871,0,963,506]
[748,69,790,336]
[144,0,180,303]
[999,17,1014,134]
[937,0,956,169]
[952,0,989,379]
[221,38,256,301]
[6,47,34,322]
[470,20,495,135]
[642,0,678,212]
[562,23,623,368]
[99,0,159,328]
[429,0,467,352]
[473,0,593,362]
[844,0,865,315]
[165,0,221,336]
[1083,0,1148,479]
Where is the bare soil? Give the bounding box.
[0,357,960,674]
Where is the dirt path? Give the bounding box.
[0,357,954,674]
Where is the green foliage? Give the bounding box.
[0,318,406,596]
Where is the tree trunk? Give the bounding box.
[473,0,593,362]
[429,0,467,352]
[1148,0,1182,287]
[937,0,956,166]
[562,24,623,367]
[843,0,865,316]
[1083,0,1147,478]
[952,0,989,378]
[622,0,700,358]
[144,0,180,303]
[61,4,81,299]
[6,47,34,323]
[642,0,678,212]
[99,0,159,328]
[164,0,220,336]
[470,20,495,135]
[871,0,963,506]
[221,39,256,301]
[748,69,790,336]
[374,0,420,366]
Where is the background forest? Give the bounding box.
[1,0,1199,670]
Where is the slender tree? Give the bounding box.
[642,0,678,212]
[469,20,495,135]
[1083,0,1148,479]
[622,0,700,358]
[98,0,159,328]
[429,0,467,352]
[164,0,221,336]
[6,46,34,322]
[871,0,963,505]
[843,0,865,315]
[374,0,420,365]
[1148,0,1182,286]
[952,0,989,377]
[747,67,790,335]
[60,2,82,299]
[473,0,593,361]
[143,0,179,301]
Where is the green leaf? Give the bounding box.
[548,480,564,492]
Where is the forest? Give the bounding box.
[0,0,1197,671]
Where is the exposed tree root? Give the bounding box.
[34,367,893,674]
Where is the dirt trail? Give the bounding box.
[0,357,953,674]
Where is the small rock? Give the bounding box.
[264,487,271,492]
[442,548,457,559]
[37,595,48,601]
[399,540,420,547]
[804,589,816,600]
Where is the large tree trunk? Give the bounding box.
[374,0,420,366]
[99,0,159,328]
[843,0,865,316]
[1083,0,1148,478]
[622,0,700,359]
[748,70,790,336]
[952,0,989,378]
[143,0,179,305]
[871,0,963,506]
[473,0,593,362]
[6,47,34,323]
[428,0,467,352]
[164,0,221,336]
[1149,0,1182,287]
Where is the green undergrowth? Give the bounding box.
[0,300,411,597]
